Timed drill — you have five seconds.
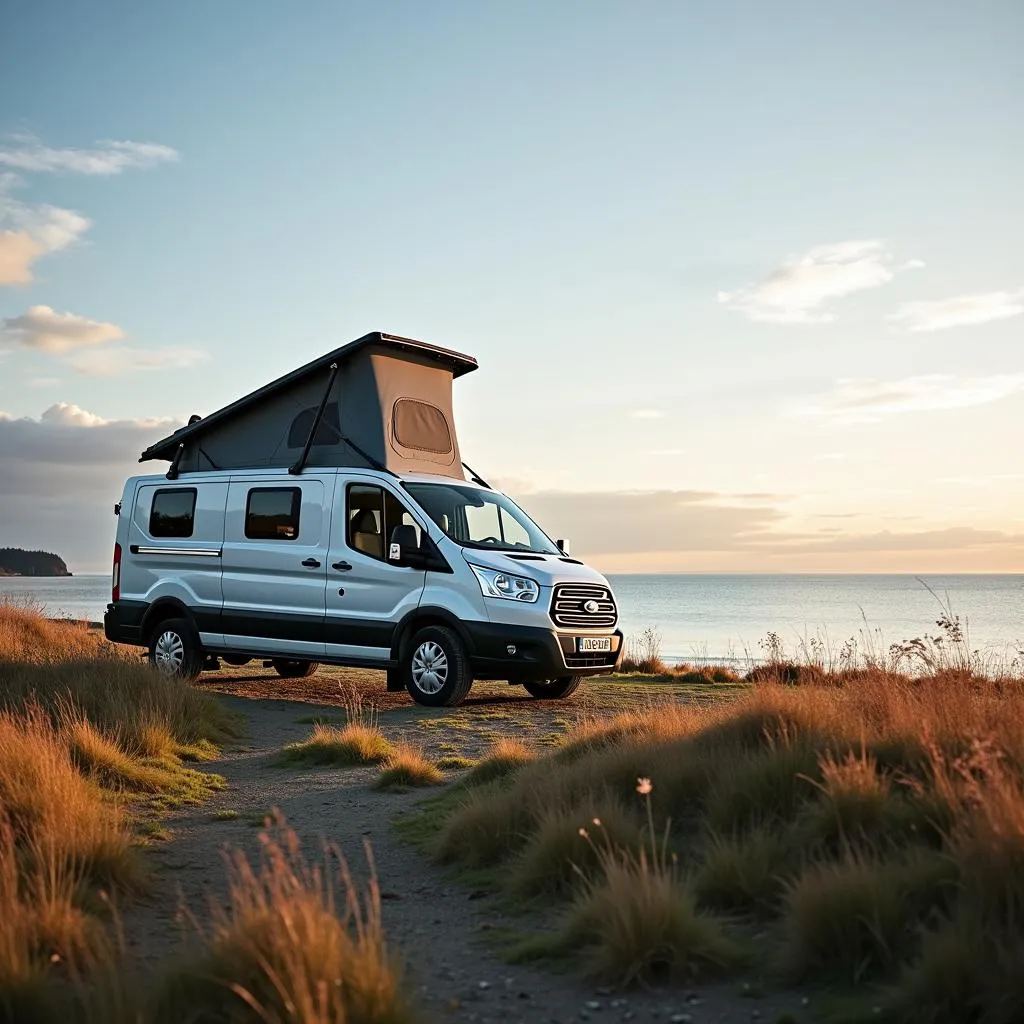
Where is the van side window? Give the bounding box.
[347,485,422,561]
[150,488,197,538]
[245,488,301,540]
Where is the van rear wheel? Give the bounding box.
[148,618,204,681]
[523,676,583,700]
[405,626,473,707]
[272,659,319,679]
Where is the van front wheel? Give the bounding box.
[523,676,583,700]
[148,618,204,681]
[405,626,473,707]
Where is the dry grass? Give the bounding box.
[0,709,141,1015]
[278,722,392,768]
[0,601,117,664]
[156,816,411,1024]
[0,657,235,753]
[618,627,739,682]
[424,669,1024,1013]
[461,736,535,787]
[561,847,743,986]
[374,744,444,790]
[0,604,235,1017]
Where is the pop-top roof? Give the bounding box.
[139,331,477,464]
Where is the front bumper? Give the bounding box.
[464,621,623,682]
[103,601,147,645]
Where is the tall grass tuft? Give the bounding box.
[156,815,412,1024]
[620,627,669,675]
[374,744,444,790]
[462,737,535,787]
[278,721,392,767]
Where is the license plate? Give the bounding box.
[577,637,612,653]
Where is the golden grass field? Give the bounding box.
[1,600,1022,1023]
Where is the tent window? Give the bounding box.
[150,488,196,538]
[393,399,453,455]
[287,402,340,449]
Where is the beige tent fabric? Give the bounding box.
[368,349,463,475]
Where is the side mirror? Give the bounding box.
[389,524,422,566]
[557,538,570,555]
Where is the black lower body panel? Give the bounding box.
[103,601,146,644]
[464,622,623,682]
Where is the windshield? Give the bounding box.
[403,483,560,555]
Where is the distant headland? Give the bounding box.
[0,549,72,577]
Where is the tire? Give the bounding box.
[272,659,319,679]
[222,655,252,667]
[523,676,583,700]
[148,617,204,681]
[404,626,473,707]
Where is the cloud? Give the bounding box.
[630,409,665,419]
[0,231,44,285]
[0,133,178,284]
[64,346,208,376]
[889,289,1024,332]
[718,240,919,323]
[763,526,1024,555]
[0,404,182,571]
[513,489,784,555]
[0,176,91,284]
[0,305,123,353]
[0,304,207,375]
[38,402,111,428]
[796,373,1024,423]
[0,136,180,176]
[500,486,1024,573]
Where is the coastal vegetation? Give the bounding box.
[407,618,1024,1022]
[0,604,405,1023]
[0,549,71,577]
[2,599,1022,1022]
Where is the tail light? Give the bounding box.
[112,542,122,603]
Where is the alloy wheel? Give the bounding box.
[411,640,448,695]
[153,629,185,675]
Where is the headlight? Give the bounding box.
[469,564,540,603]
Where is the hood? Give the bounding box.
[458,548,611,590]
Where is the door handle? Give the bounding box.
[301,558,322,568]
[332,560,352,572]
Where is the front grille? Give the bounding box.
[564,651,619,670]
[550,583,618,629]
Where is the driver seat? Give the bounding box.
[351,509,382,558]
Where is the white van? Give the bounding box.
[104,333,622,705]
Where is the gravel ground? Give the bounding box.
[121,667,817,1024]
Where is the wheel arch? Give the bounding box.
[141,598,195,644]
[392,606,475,664]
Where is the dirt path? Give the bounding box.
[123,669,815,1024]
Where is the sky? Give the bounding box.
[1,0,1023,574]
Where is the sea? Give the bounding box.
[3,572,1022,665]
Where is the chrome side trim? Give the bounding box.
[134,546,222,557]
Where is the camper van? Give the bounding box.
[104,333,622,706]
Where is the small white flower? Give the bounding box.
[636,777,653,796]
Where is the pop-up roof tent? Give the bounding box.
[139,332,478,479]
